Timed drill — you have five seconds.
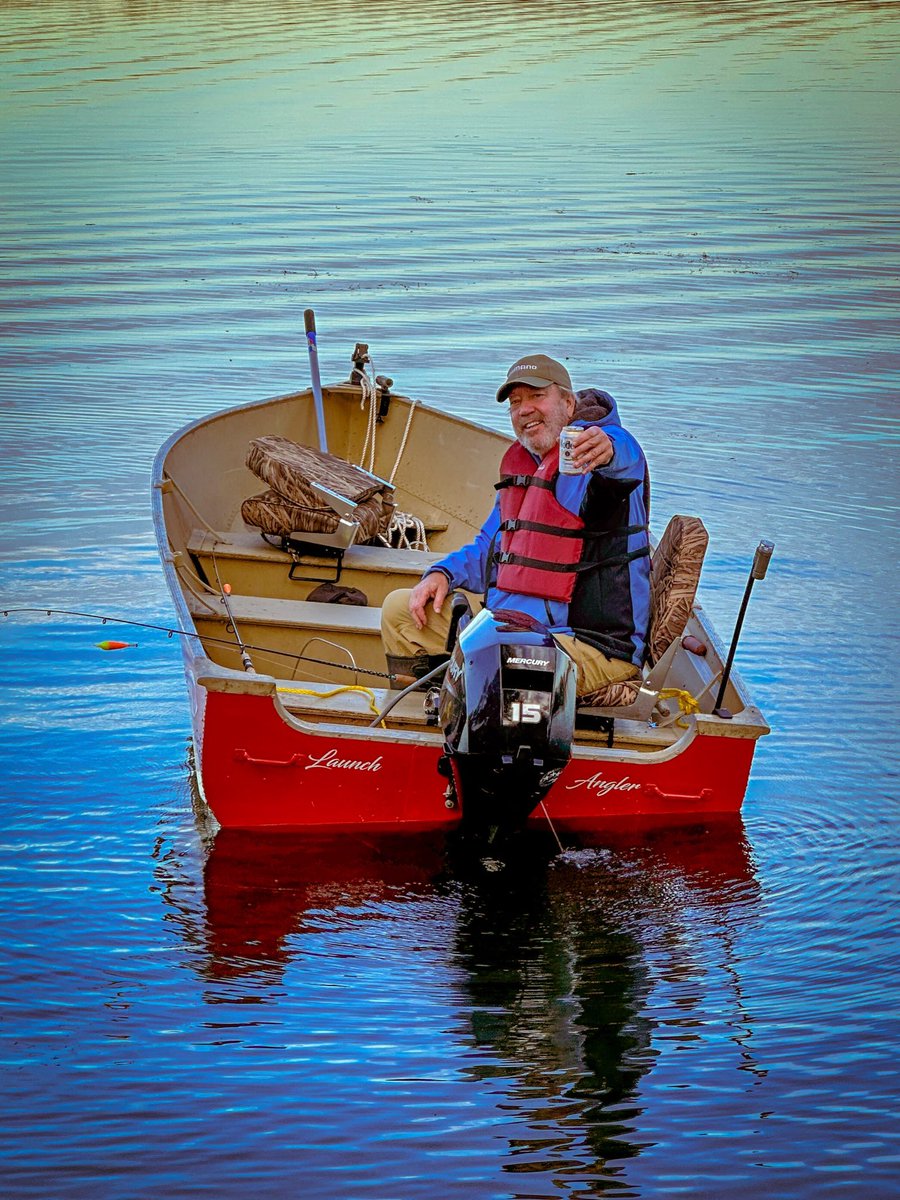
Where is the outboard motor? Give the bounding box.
[438,608,576,835]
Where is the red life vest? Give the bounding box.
[495,443,584,602]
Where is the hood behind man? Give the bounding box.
[573,387,618,427]
[573,387,650,517]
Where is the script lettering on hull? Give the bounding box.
[564,771,642,796]
[304,748,383,773]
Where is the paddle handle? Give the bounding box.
[304,308,329,453]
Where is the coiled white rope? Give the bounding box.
[356,360,427,550]
[376,510,428,551]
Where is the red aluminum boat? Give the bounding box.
[152,335,769,833]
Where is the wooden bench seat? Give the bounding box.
[186,528,445,606]
[187,528,444,577]
[188,591,384,636]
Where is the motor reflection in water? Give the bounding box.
[448,822,762,1179]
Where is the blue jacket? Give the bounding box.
[429,389,651,666]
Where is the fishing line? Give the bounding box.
[539,800,565,854]
[1,607,396,681]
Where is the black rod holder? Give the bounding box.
[713,540,774,718]
[445,592,472,653]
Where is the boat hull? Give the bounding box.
[192,681,759,831]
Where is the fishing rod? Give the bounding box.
[1,607,395,681]
[207,549,256,676]
[218,584,255,674]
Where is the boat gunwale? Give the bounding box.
[153,383,770,762]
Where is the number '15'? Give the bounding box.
[509,701,542,723]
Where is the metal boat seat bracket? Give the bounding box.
[284,535,352,583]
[280,484,364,582]
[575,635,683,732]
[571,712,615,748]
[242,435,395,579]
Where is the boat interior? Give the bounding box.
[155,380,764,753]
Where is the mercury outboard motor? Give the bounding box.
[437,608,576,835]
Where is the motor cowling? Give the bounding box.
[438,608,576,833]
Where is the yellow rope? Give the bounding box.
[658,687,701,727]
[659,687,700,714]
[276,684,386,726]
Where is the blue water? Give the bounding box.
[1,2,898,1195]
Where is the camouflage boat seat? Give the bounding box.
[241,435,395,559]
[578,514,709,720]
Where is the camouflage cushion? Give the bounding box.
[647,515,708,664]
[247,436,390,506]
[242,436,395,542]
[241,489,390,544]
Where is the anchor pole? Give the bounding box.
[304,308,329,454]
[713,539,774,718]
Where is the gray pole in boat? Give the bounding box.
[304,308,329,454]
[713,539,774,719]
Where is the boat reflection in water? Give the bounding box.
[155,817,451,984]
[154,816,760,1181]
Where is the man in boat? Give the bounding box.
[381,354,651,695]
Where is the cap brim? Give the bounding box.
[496,375,555,402]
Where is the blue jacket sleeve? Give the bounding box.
[601,426,646,482]
[425,498,501,592]
[571,419,646,483]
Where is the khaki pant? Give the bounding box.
[381,588,640,698]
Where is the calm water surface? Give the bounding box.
[1,2,898,1196]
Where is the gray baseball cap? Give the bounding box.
[496,354,573,402]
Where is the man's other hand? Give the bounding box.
[408,572,450,630]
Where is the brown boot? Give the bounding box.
[386,653,449,691]
[386,654,428,690]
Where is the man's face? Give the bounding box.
[507,383,574,458]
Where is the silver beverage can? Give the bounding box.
[559,425,581,474]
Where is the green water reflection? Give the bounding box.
[3,0,897,152]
